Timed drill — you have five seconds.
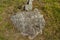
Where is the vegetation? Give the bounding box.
[0,0,60,40]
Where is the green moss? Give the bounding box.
[0,37,4,40]
[0,16,3,22]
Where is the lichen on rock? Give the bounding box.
[11,0,45,39]
[11,8,45,39]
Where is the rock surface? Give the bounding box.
[11,8,45,39]
[25,0,33,11]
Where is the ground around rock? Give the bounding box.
[0,0,60,40]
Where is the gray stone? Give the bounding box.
[25,0,33,11]
[11,8,45,39]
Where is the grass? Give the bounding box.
[0,0,60,40]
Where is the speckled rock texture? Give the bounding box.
[25,0,33,11]
[11,8,45,39]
